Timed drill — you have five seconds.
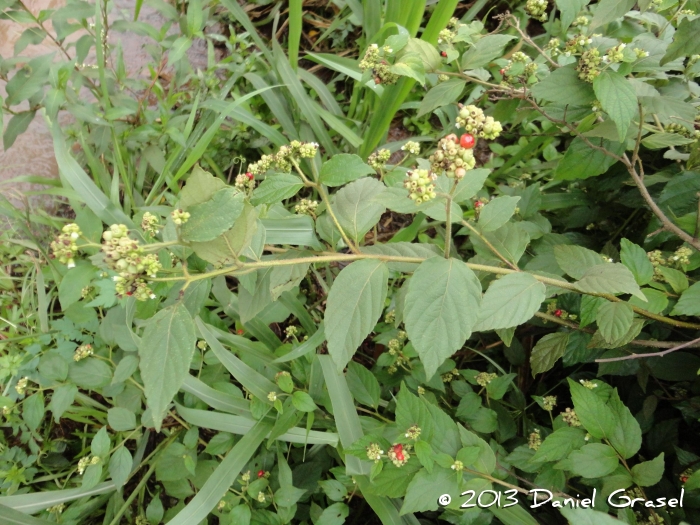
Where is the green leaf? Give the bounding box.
[390,54,426,85]
[475,273,546,331]
[620,239,654,285]
[589,0,635,30]
[58,262,96,310]
[478,196,520,232]
[346,362,380,408]
[361,242,440,273]
[402,38,442,72]
[569,443,619,478]
[325,259,389,370]
[452,169,490,203]
[554,137,624,180]
[291,391,318,412]
[139,303,196,431]
[49,384,77,422]
[91,427,110,458]
[596,302,634,345]
[593,70,637,142]
[251,173,304,205]
[181,188,245,242]
[569,378,615,439]
[108,407,137,431]
[319,154,375,187]
[334,177,387,243]
[575,264,644,300]
[555,0,591,31]
[530,332,570,375]
[470,223,530,265]
[3,111,35,150]
[109,447,132,490]
[418,78,466,117]
[642,132,695,149]
[531,64,595,105]
[400,467,459,515]
[179,165,227,209]
[405,258,481,379]
[657,266,689,294]
[168,422,270,525]
[168,35,192,65]
[69,359,112,389]
[631,453,665,487]
[554,245,605,280]
[461,34,515,69]
[316,502,349,525]
[671,282,700,316]
[607,389,641,460]
[661,17,700,65]
[0,503,59,525]
[530,427,587,464]
[22,393,44,432]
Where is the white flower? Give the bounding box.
[67,261,76,269]
[149,294,156,299]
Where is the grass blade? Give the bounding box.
[244,73,299,139]
[356,476,420,525]
[167,421,270,525]
[318,355,371,475]
[298,69,343,116]
[273,323,325,363]
[288,0,302,70]
[0,483,115,514]
[180,375,252,417]
[0,504,53,524]
[362,0,381,40]
[278,291,317,334]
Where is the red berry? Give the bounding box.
[681,476,689,483]
[474,201,484,209]
[441,51,447,57]
[460,133,475,149]
[374,76,382,84]
[245,172,254,180]
[554,309,562,317]
[500,68,506,75]
[126,292,133,296]
[396,451,405,461]
[257,470,265,478]
[394,444,403,452]
[236,329,244,335]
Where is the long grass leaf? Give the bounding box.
[196,318,277,402]
[244,73,299,139]
[180,375,252,416]
[219,0,273,63]
[261,216,323,248]
[47,114,134,228]
[33,263,48,333]
[305,53,384,96]
[0,483,115,514]
[273,323,325,363]
[278,291,317,334]
[315,105,364,149]
[298,69,343,116]
[405,0,427,36]
[288,0,302,70]
[356,476,419,525]
[167,421,270,525]
[362,0,381,40]
[0,504,53,524]
[318,355,371,475]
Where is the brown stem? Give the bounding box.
[595,336,700,363]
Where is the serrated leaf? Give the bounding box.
[530,427,587,464]
[478,196,520,232]
[470,222,530,265]
[319,154,375,187]
[661,17,700,65]
[400,467,459,515]
[593,70,637,142]
[325,259,389,370]
[554,245,604,279]
[251,173,303,205]
[530,332,569,375]
[556,0,591,31]
[461,34,515,69]
[657,266,689,294]
[475,273,545,331]
[596,302,634,345]
[139,303,196,431]
[109,447,132,490]
[607,389,641,460]
[569,444,619,478]
[452,169,490,203]
[554,137,625,180]
[569,378,615,439]
[334,177,387,243]
[671,282,700,316]
[180,165,227,209]
[620,239,654,285]
[402,38,442,72]
[575,264,644,300]
[181,188,245,242]
[405,258,481,379]
[589,0,635,30]
[190,203,258,266]
[346,362,380,408]
[631,453,664,486]
[531,64,595,105]
[417,79,466,117]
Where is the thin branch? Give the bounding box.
[595,337,700,363]
[461,219,519,270]
[504,14,560,69]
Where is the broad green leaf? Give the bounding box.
[251,173,304,205]
[620,239,654,285]
[530,426,587,464]
[579,295,605,327]
[108,407,137,431]
[475,273,546,331]
[58,262,96,309]
[470,222,530,265]
[629,288,668,314]
[69,359,112,389]
[139,303,196,431]
[334,177,387,243]
[319,154,375,187]
[607,389,641,460]
[478,196,520,232]
[631,453,664,486]
[671,282,700,316]
[589,0,635,30]
[554,245,605,280]
[569,378,615,439]
[596,302,634,345]
[4,111,35,150]
[402,38,442,71]
[452,169,490,203]
[109,447,132,490]
[555,0,591,31]
[346,362,380,408]
[531,64,595,105]
[179,165,227,209]
[400,467,459,515]
[181,188,245,242]
[458,426,496,474]
[190,204,259,266]
[291,391,318,412]
[530,332,569,375]
[569,443,619,478]
[325,259,389,370]
[396,384,434,442]
[593,70,637,142]
[554,137,624,180]
[461,34,515,69]
[405,258,481,379]
[22,393,44,432]
[418,78,466,116]
[661,17,700,65]
[642,132,695,149]
[168,422,270,525]
[575,264,644,300]
[49,384,77,422]
[390,54,426,85]
[657,266,689,294]
[316,502,349,525]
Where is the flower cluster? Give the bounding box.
[247,141,319,176]
[577,48,602,82]
[366,443,384,462]
[670,246,692,266]
[451,460,464,471]
[49,223,82,268]
[605,43,625,63]
[141,212,159,236]
[442,368,460,383]
[561,408,581,427]
[15,377,29,396]
[579,379,598,390]
[563,34,592,56]
[256,492,266,503]
[368,148,391,171]
[102,224,161,300]
[525,0,548,22]
[543,395,557,411]
[456,105,503,140]
[171,209,190,225]
[73,344,93,362]
[405,425,421,440]
[429,135,476,179]
[404,169,437,203]
[572,15,589,26]
[387,443,410,467]
[528,429,542,450]
[294,198,318,216]
[359,44,398,85]
[545,301,577,321]
[476,372,498,387]
[665,122,700,139]
[235,172,255,192]
[401,141,421,156]
[77,455,101,475]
